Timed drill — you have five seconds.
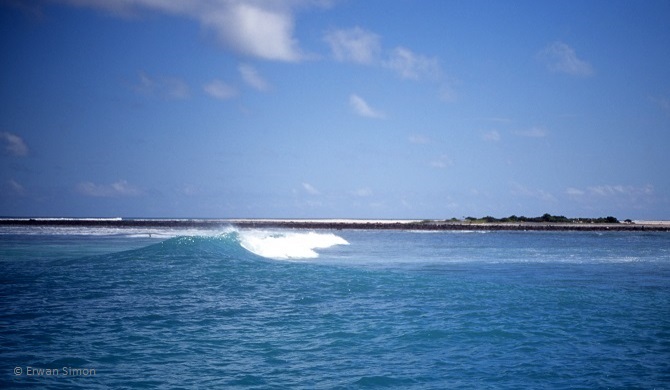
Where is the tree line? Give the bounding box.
[457,213,620,224]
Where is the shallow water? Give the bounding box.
[2,227,669,388]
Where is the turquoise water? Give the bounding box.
[2,226,670,388]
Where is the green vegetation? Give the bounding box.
[455,214,619,224]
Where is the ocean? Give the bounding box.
[1,223,669,389]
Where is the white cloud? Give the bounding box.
[589,185,621,197]
[482,130,501,142]
[238,64,270,91]
[566,184,656,212]
[408,134,430,144]
[349,94,385,119]
[480,117,513,123]
[77,180,142,197]
[54,0,322,62]
[514,126,548,138]
[135,71,190,99]
[0,131,29,156]
[438,84,457,102]
[587,184,653,197]
[178,184,201,196]
[511,183,557,202]
[538,41,593,77]
[203,79,238,100]
[324,27,381,65]
[351,187,373,197]
[324,27,454,102]
[207,3,296,61]
[302,182,320,195]
[430,154,453,169]
[384,47,441,80]
[163,78,190,99]
[204,2,307,62]
[565,187,585,196]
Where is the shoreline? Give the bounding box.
[1,218,669,232]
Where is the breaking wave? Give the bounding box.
[237,230,349,260]
[147,228,350,261]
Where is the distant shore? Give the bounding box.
[1,218,669,231]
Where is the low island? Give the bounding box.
[1,214,669,231]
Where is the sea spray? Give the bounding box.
[238,230,349,259]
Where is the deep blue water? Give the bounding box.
[1,226,669,388]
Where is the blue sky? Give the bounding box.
[1,0,669,219]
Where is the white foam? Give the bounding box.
[238,230,349,260]
[0,225,235,238]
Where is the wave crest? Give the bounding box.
[238,230,349,260]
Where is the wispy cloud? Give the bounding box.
[430,154,453,169]
[178,184,201,196]
[134,71,190,99]
[565,187,585,196]
[325,26,455,102]
[567,184,655,200]
[538,41,593,77]
[514,126,548,138]
[351,187,373,197]
[438,83,457,102]
[302,182,320,195]
[349,94,385,119]
[408,134,430,144]
[566,184,655,211]
[385,46,456,102]
[324,27,381,65]
[54,0,325,62]
[324,26,442,80]
[8,179,26,195]
[0,131,29,156]
[479,117,513,124]
[587,184,653,197]
[482,130,501,142]
[203,79,238,100]
[77,180,142,197]
[511,183,557,202]
[384,47,441,81]
[238,64,270,91]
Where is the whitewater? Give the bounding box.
[1,225,669,388]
